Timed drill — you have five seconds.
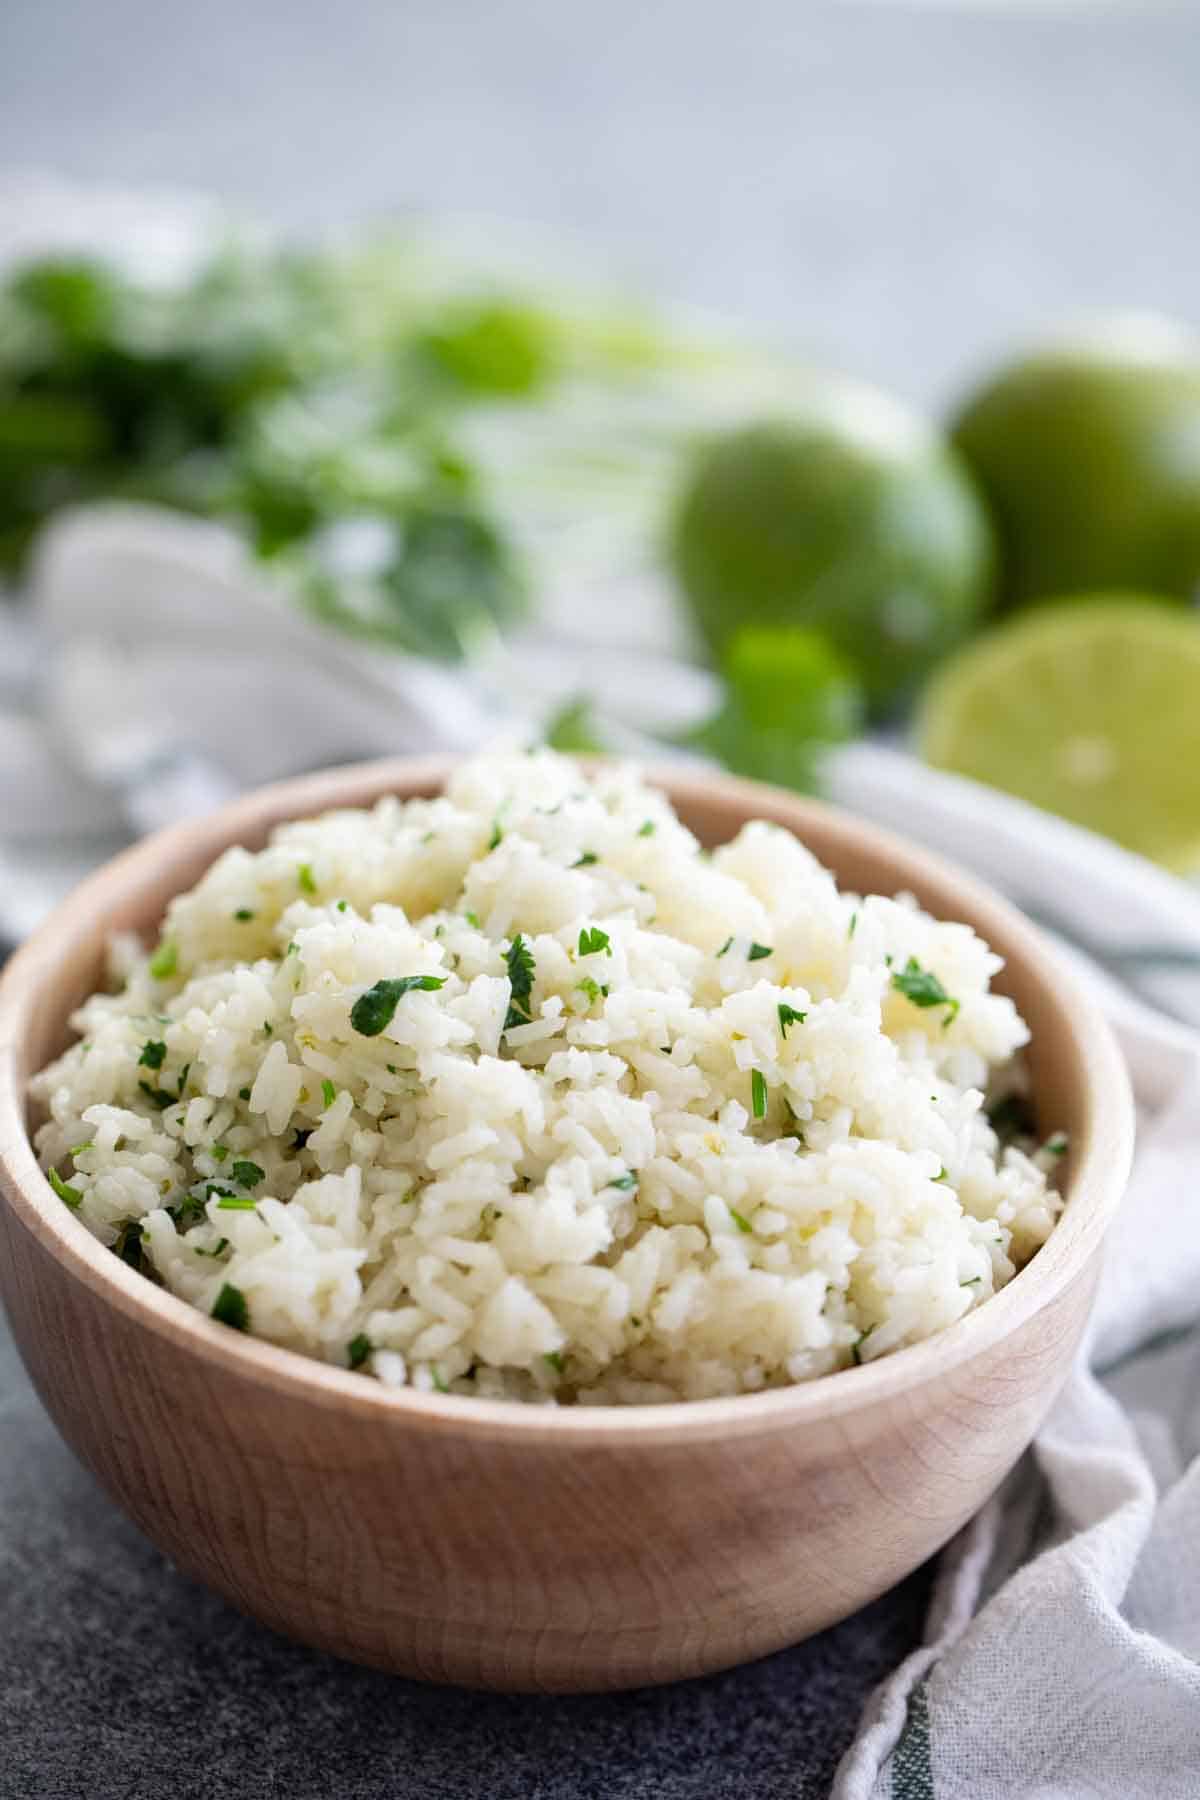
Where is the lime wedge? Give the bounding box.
[916,597,1200,869]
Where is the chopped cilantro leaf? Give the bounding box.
[431,1368,450,1393]
[336,899,349,913]
[231,1159,265,1189]
[890,957,960,1026]
[168,1196,206,1230]
[577,926,611,957]
[751,1068,768,1120]
[608,1171,639,1191]
[637,820,656,837]
[211,1283,249,1331]
[544,1351,565,1374]
[576,976,603,1005]
[747,942,773,962]
[321,1078,337,1109]
[728,1206,753,1234]
[934,1166,948,1181]
[138,1080,176,1110]
[148,940,177,981]
[777,1003,806,1038]
[238,1086,252,1102]
[851,1328,874,1366]
[848,910,858,939]
[716,936,734,958]
[572,851,599,867]
[1044,1132,1068,1157]
[113,1219,144,1270]
[503,934,536,1030]
[487,817,503,850]
[961,1276,983,1287]
[48,1167,82,1208]
[210,1143,229,1162]
[351,974,448,1036]
[347,1334,372,1370]
[464,910,481,928]
[298,863,317,895]
[234,908,255,922]
[138,1040,167,1070]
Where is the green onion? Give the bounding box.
[751,1069,768,1120]
[351,974,448,1036]
[215,1196,258,1212]
[211,1283,249,1331]
[48,1167,82,1208]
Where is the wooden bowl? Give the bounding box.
[0,759,1133,1692]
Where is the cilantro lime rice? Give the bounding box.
[31,751,1063,1404]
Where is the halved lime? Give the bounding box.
[916,597,1200,869]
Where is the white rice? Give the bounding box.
[31,750,1064,1405]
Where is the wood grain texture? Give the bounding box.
[0,759,1134,1691]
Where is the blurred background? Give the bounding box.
[3,0,1200,952]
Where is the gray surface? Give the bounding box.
[0,1305,931,1800]
[2,1,1199,405]
[1,3,1197,1793]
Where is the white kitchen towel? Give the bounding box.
[826,761,1200,1800]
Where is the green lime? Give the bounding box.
[951,316,1200,610]
[916,596,1200,869]
[671,384,994,712]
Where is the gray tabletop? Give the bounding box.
[1,3,1197,1794]
[0,1305,930,1800]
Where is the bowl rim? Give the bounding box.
[0,755,1135,1447]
